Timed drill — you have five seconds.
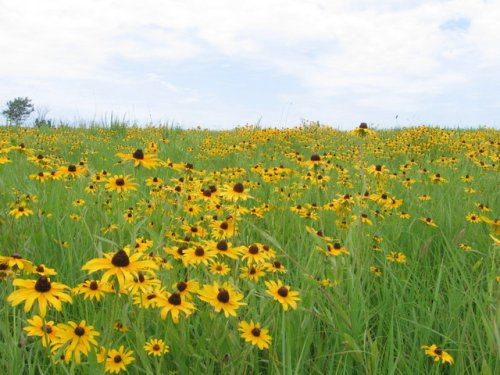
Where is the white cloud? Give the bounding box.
[0,0,499,127]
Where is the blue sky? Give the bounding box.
[1,0,499,129]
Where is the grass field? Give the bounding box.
[0,123,498,374]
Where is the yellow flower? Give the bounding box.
[156,291,196,323]
[265,280,300,311]
[386,251,407,263]
[421,344,454,364]
[24,315,58,347]
[116,149,160,169]
[104,346,135,373]
[420,217,438,228]
[7,276,72,317]
[221,182,252,201]
[51,320,100,364]
[197,282,246,317]
[238,321,272,350]
[144,338,169,357]
[9,205,33,218]
[105,175,138,193]
[73,279,114,301]
[81,248,158,289]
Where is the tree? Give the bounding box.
[2,97,35,125]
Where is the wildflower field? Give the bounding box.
[0,124,498,374]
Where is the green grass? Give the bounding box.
[0,124,498,374]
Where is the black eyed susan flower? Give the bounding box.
[183,245,217,267]
[144,338,169,357]
[51,320,100,364]
[420,217,438,227]
[421,344,454,364]
[197,282,246,317]
[24,315,58,347]
[240,264,266,281]
[81,248,158,289]
[123,272,161,295]
[351,122,375,137]
[0,253,34,272]
[265,280,300,311]
[73,279,114,301]
[32,264,57,276]
[145,176,163,187]
[156,291,196,323]
[209,261,231,275]
[56,164,86,178]
[370,266,382,276]
[172,279,200,299]
[207,240,241,259]
[238,321,272,350]
[241,243,269,264]
[7,276,72,317]
[222,182,252,201]
[367,164,389,177]
[465,213,482,223]
[116,149,160,169]
[104,346,135,373]
[9,205,33,219]
[265,260,287,273]
[386,251,407,263]
[114,321,128,333]
[105,175,138,193]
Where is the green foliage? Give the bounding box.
[0,125,498,374]
[2,97,35,125]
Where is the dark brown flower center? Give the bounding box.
[34,277,52,292]
[132,149,144,160]
[359,122,368,129]
[68,165,77,172]
[114,355,122,363]
[153,344,160,351]
[74,327,85,336]
[251,328,261,337]
[217,241,228,251]
[220,222,229,230]
[273,261,281,268]
[115,178,125,186]
[217,289,230,303]
[249,245,259,254]
[176,246,186,256]
[203,189,212,197]
[277,286,289,297]
[36,265,44,272]
[434,347,442,355]
[89,281,98,290]
[233,183,244,193]
[333,243,341,250]
[249,267,257,275]
[375,165,382,171]
[45,325,53,334]
[177,281,187,292]
[310,154,321,161]
[195,247,205,256]
[111,250,130,267]
[168,292,182,305]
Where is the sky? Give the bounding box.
[0,0,499,130]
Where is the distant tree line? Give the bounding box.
[2,97,52,127]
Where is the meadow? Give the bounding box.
[0,123,498,374]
